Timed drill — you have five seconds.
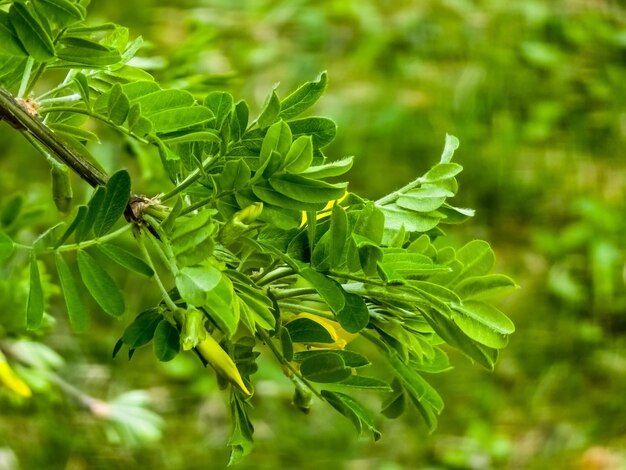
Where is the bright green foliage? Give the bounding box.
[0,1,517,465]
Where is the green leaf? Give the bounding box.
[452,240,496,284]
[284,135,314,173]
[299,268,345,313]
[55,252,87,332]
[128,103,152,136]
[77,250,125,317]
[204,91,233,130]
[54,205,87,248]
[98,243,154,277]
[452,301,515,348]
[149,106,214,134]
[93,170,130,237]
[230,100,249,142]
[339,376,392,391]
[170,211,216,267]
[397,187,453,213]
[161,131,220,144]
[288,117,336,148]
[257,87,281,128]
[321,390,381,441]
[33,0,84,27]
[49,123,99,143]
[300,157,354,179]
[228,393,254,466]
[280,71,327,120]
[252,182,323,212]
[285,317,334,344]
[421,163,463,183]
[219,159,250,191]
[381,379,406,419]
[107,83,130,125]
[0,231,15,262]
[379,203,441,236]
[0,12,27,57]
[293,350,370,368]
[300,352,351,383]
[337,292,369,334]
[175,266,237,337]
[122,81,160,100]
[56,38,121,66]
[260,120,292,168]
[440,134,460,163]
[121,309,162,349]
[153,320,180,362]
[9,3,55,62]
[455,274,518,300]
[269,174,346,203]
[132,89,195,117]
[329,204,347,267]
[279,326,293,362]
[26,252,44,330]
[73,72,90,107]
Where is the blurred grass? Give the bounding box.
[2,0,626,468]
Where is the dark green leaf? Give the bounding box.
[388,352,444,415]
[77,249,125,317]
[230,100,249,142]
[161,131,220,144]
[299,268,345,313]
[252,182,323,212]
[329,204,347,267]
[337,292,369,334]
[56,38,121,66]
[0,231,15,262]
[300,352,351,383]
[293,350,370,368]
[26,252,44,330]
[279,326,293,362]
[55,252,87,332]
[97,243,154,277]
[153,320,180,362]
[285,317,334,344]
[0,12,27,57]
[280,71,327,120]
[9,2,55,62]
[321,390,381,440]
[54,205,87,248]
[122,309,162,349]
[93,170,131,237]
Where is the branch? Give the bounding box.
[0,88,107,188]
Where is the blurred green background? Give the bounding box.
[2,0,626,468]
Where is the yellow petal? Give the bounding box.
[196,335,251,396]
[0,359,32,398]
[295,312,358,349]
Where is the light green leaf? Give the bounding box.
[204,91,233,130]
[107,83,130,125]
[9,2,55,62]
[149,106,214,134]
[421,163,463,183]
[77,249,125,317]
[153,320,180,362]
[379,203,441,235]
[280,71,327,120]
[453,240,496,283]
[455,274,518,300]
[284,135,313,173]
[0,12,27,57]
[269,174,346,203]
[300,157,354,179]
[26,252,44,330]
[260,120,292,168]
[132,89,195,117]
[397,187,452,213]
[161,131,220,144]
[55,252,87,332]
[440,134,460,163]
[122,81,160,100]
[93,170,131,237]
[300,352,351,383]
[33,0,84,27]
[257,87,281,128]
[98,243,154,278]
[288,117,336,148]
[452,301,515,348]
